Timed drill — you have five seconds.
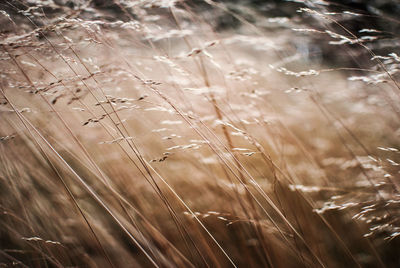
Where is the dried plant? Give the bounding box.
[1,0,399,267]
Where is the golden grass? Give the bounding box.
[1,1,399,267]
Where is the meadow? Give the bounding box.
[1,0,400,267]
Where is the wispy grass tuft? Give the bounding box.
[1,0,399,267]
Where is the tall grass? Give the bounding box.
[1,0,399,267]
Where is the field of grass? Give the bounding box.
[1,0,400,267]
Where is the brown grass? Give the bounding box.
[1,0,400,267]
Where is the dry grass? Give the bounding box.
[1,0,400,267]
